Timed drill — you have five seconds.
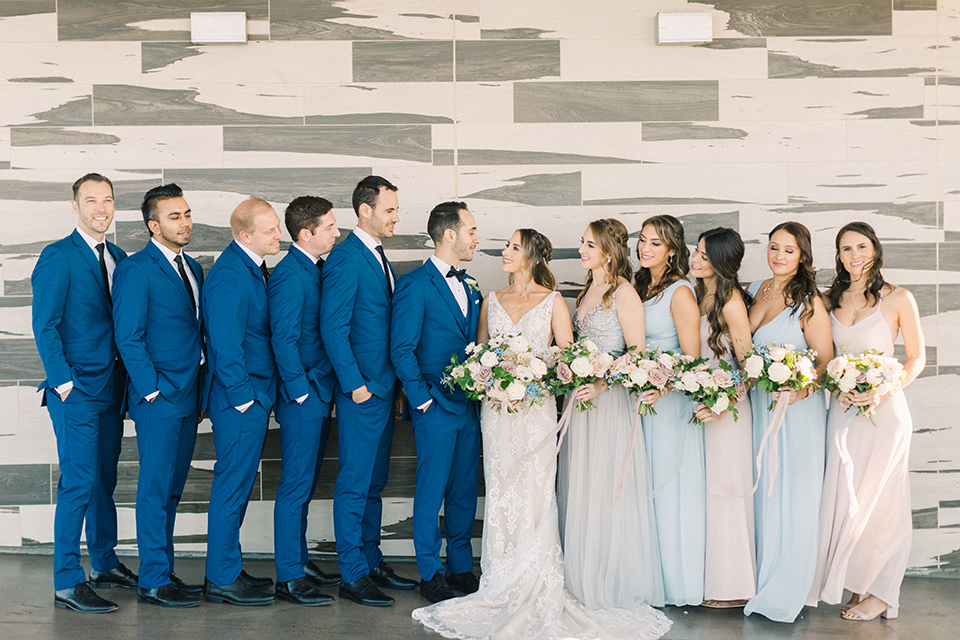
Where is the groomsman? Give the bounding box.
[268,196,341,606]
[32,173,134,613]
[202,198,281,606]
[112,184,204,608]
[320,176,416,607]
[391,202,483,603]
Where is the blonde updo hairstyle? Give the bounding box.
[576,218,633,309]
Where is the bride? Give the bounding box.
[412,229,672,640]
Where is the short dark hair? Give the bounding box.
[427,201,467,244]
[72,173,114,200]
[285,195,333,240]
[140,183,184,231]
[352,175,398,216]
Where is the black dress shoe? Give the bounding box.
[89,562,138,589]
[338,576,395,607]
[276,577,335,606]
[238,570,274,591]
[369,561,417,590]
[169,573,203,596]
[54,582,118,613]
[304,561,341,587]
[446,570,481,594]
[138,583,202,608]
[419,572,457,604]
[203,578,275,606]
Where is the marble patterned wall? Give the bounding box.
[0,0,957,574]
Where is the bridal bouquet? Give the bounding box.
[741,343,818,409]
[821,350,904,423]
[606,347,675,416]
[443,333,550,413]
[672,357,744,426]
[545,338,616,411]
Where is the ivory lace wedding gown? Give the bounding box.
[412,291,672,640]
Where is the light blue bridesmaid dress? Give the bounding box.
[744,280,827,623]
[641,279,704,606]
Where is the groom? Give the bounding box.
[391,202,483,603]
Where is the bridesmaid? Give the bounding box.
[689,228,756,609]
[634,215,703,607]
[808,222,924,621]
[745,221,832,623]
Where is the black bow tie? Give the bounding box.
[446,267,467,282]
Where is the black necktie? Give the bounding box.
[95,242,111,305]
[446,266,467,282]
[316,257,324,274]
[260,262,270,284]
[375,245,392,299]
[174,254,196,314]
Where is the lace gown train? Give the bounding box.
[413,291,671,640]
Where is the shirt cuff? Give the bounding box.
[55,380,74,395]
[295,393,309,404]
[235,400,254,412]
[145,390,160,402]
[417,398,433,412]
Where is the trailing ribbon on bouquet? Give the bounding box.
[751,391,791,498]
[503,399,576,479]
[612,395,645,511]
[834,410,859,518]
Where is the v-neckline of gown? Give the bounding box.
[492,290,554,328]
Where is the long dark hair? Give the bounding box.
[513,228,556,290]
[577,218,633,309]
[634,215,690,302]
[694,228,753,359]
[768,221,818,323]
[826,221,886,311]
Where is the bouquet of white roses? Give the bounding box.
[545,338,616,411]
[821,349,904,423]
[672,357,744,426]
[741,343,818,409]
[606,347,674,416]
[443,333,550,413]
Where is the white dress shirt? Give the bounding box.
[429,255,468,316]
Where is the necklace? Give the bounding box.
[761,282,783,303]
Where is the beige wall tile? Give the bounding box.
[768,36,936,78]
[923,80,960,120]
[477,0,683,39]
[454,82,514,125]
[846,119,959,161]
[787,160,937,203]
[0,84,92,127]
[0,12,56,43]
[0,507,20,547]
[561,38,767,81]
[0,128,9,166]
[893,9,937,35]
[9,126,223,169]
[721,77,925,121]
[0,43,141,84]
[305,82,454,124]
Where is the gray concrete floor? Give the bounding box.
[0,553,957,639]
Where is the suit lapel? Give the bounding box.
[426,263,467,334]
[350,232,390,298]
[71,230,110,301]
[147,241,195,312]
[229,240,264,285]
[290,245,321,284]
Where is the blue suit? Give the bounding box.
[320,230,396,583]
[202,240,278,586]
[32,230,126,591]
[391,260,481,580]
[268,246,336,583]
[112,240,204,590]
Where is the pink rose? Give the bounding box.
[658,362,674,378]
[475,366,493,385]
[500,360,517,374]
[592,359,607,377]
[648,368,669,389]
[712,369,734,388]
[856,370,867,384]
[557,362,573,384]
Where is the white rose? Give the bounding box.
[506,380,527,401]
[881,358,903,381]
[570,357,593,378]
[744,354,765,379]
[767,362,791,384]
[599,352,615,370]
[657,353,676,368]
[515,366,533,382]
[466,361,480,375]
[679,371,699,392]
[825,356,847,379]
[712,394,730,414]
[529,358,547,378]
[465,342,477,354]
[582,339,599,353]
[797,357,816,381]
[838,376,857,393]
[865,367,884,386]
[480,351,499,367]
[767,346,788,362]
[628,368,649,387]
[508,335,529,353]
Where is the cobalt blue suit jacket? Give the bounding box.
[391,260,482,415]
[201,240,277,412]
[268,247,335,404]
[112,240,204,409]
[320,231,396,400]
[32,230,126,398]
